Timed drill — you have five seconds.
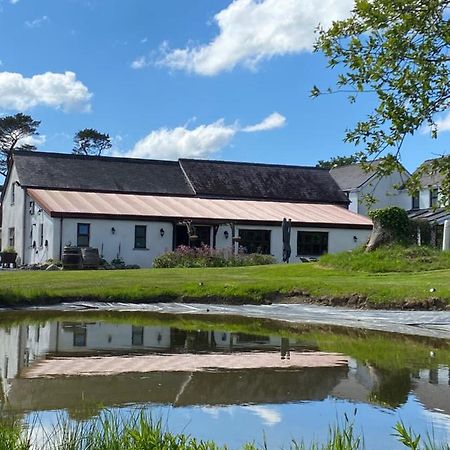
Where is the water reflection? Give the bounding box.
[0,317,449,447]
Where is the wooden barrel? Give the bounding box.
[81,247,100,269]
[62,246,82,270]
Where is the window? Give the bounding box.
[29,201,35,215]
[39,224,44,247]
[238,229,271,254]
[134,225,147,249]
[73,326,87,347]
[132,326,144,346]
[10,183,15,206]
[297,231,328,256]
[77,223,90,247]
[8,228,15,248]
[430,188,439,208]
[412,192,420,210]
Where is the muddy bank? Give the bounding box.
[1,290,449,311]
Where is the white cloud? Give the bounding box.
[0,71,92,112]
[243,112,286,132]
[10,0,19,4]
[131,56,149,70]
[245,406,282,426]
[158,0,354,76]
[19,134,46,147]
[123,112,285,160]
[127,119,236,160]
[25,15,49,28]
[435,111,450,133]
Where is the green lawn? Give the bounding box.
[0,263,449,307]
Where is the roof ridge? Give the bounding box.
[179,158,329,171]
[12,150,181,166]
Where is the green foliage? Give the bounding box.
[0,113,40,176]
[153,245,276,268]
[316,153,360,169]
[1,246,17,254]
[320,244,450,273]
[72,128,112,156]
[313,0,450,205]
[369,206,412,243]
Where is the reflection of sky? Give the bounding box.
[25,394,450,450]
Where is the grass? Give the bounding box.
[320,245,450,273]
[0,261,449,308]
[1,411,449,450]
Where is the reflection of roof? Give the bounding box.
[8,366,348,413]
[408,208,450,225]
[22,352,349,378]
[28,189,373,229]
[330,161,383,191]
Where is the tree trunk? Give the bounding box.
[365,219,395,252]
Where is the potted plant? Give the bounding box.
[1,247,18,267]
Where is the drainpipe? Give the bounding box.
[59,218,64,260]
[443,220,450,251]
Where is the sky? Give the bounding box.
[0,0,449,172]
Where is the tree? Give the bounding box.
[312,0,450,206]
[316,153,360,169]
[0,113,40,177]
[73,128,112,156]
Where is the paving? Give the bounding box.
[12,301,450,340]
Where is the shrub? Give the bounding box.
[153,245,276,268]
[369,207,411,244]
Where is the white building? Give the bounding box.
[408,158,450,247]
[330,160,411,216]
[1,151,372,268]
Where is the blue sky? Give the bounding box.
[0,0,449,172]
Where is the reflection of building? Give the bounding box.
[332,359,450,412]
[0,321,318,411]
[1,322,449,422]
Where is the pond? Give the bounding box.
[0,309,449,449]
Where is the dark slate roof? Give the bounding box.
[13,151,194,196]
[329,161,383,191]
[12,151,349,205]
[179,159,348,204]
[414,158,445,186]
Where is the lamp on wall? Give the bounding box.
[224,230,229,239]
[111,227,116,235]
[353,236,358,243]
[160,228,165,237]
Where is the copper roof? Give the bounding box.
[28,189,373,228]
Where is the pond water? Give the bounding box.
[0,310,449,449]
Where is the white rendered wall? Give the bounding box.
[234,224,371,262]
[1,166,26,263]
[56,323,171,352]
[24,199,59,265]
[60,218,174,267]
[351,172,411,217]
[290,226,370,261]
[348,192,359,214]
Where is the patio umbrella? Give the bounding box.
[282,218,292,263]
